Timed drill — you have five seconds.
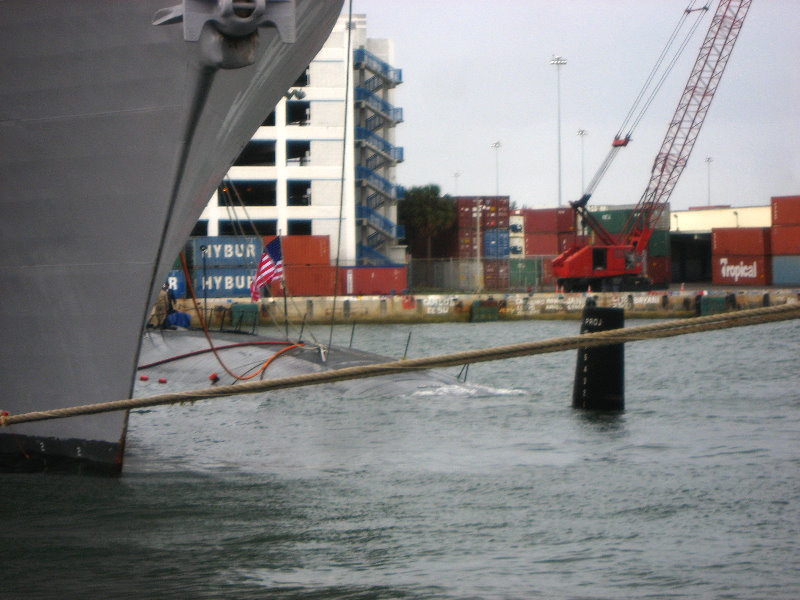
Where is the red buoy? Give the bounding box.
[158,378,167,384]
[139,375,149,381]
[209,372,220,383]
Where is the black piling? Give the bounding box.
[572,302,625,411]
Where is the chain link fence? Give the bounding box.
[407,257,556,293]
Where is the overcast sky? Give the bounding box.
[348,0,799,211]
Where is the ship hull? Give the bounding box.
[0,0,343,474]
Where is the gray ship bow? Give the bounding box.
[0,0,343,474]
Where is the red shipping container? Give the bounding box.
[457,206,477,229]
[647,256,672,285]
[525,232,559,255]
[712,227,771,256]
[263,235,330,265]
[483,274,510,290]
[340,266,408,295]
[271,265,337,296]
[524,208,558,233]
[541,257,556,285]
[711,255,771,286]
[556,207,576,233]
[770,225,800,255]
[523,208,575,233]
[558,232,577,253]
[483,259,510,290]
[456,199,509,229]
[771,195,800,226]
[453,232,480,258]
[483,259,509,274]
[482,212,509,229]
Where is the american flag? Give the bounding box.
[250,237,283,301]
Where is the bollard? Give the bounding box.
[572,304,624,411]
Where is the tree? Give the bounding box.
[397,184,455,259]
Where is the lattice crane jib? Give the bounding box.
[621,0,753,250]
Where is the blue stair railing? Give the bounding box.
[356,244,401,266]
[356,204,405,240]
[355,127,404,162]
[356,165,404,201]
[355,87,403,124]
[353,48,402,85]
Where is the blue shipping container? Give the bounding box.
[187,236,262,269]
[484,229,510,258]
[192,267,255,298]
[164,269,187,299]
[772,255,800,285]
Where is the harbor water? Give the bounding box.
[2,318,799,599]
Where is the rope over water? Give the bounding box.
[3,303,799,426]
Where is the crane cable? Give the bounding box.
[327,0,354,355]
[617,2,709,138]
[579,2,709,202]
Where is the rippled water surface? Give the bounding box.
[3,318,799,599]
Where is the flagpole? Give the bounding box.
[280,235,289,340]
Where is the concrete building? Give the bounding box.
[670,205,771,233]
[194,14,405,266]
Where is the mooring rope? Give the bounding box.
[2,303,798,427]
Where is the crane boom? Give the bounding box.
[621,0,753,251]
[553,0,751,292]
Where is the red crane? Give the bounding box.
[552,0,752,292]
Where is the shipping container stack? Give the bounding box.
[263,235,336,297]
[264,235,407,296]
[183,236,263,298]
[711,227,772,286]
[770,195,800,285]
[174,235,405,298]
[513,207,576,288]
[450,197,511,290]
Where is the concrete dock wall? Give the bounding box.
[171,289,800,329]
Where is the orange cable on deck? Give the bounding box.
[178,251,302,381]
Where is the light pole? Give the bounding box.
[475,198,483,292]
[550,55,567,207]
[705,156,713,206]
[490,141,501,196]
[454,170,461,196]
[577,128,588,194]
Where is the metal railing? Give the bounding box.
[355,165,404,200]
[407,258,551,293]
[356,204,405,239]
[353,48,402,85]
[355,127,404,162]
[356,243,402,266]
[354,87,403,123]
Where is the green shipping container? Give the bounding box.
[647,229,671,257]
[588,209,671,238]
[509,258,542,287]
[588,209,632,234]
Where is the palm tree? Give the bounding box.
[397,184,455,259]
